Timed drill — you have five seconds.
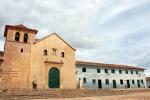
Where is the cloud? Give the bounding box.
[0,0,150,75]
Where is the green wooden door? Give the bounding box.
[113,80,117,88]
[48,67,59,88]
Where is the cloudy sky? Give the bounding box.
[0,0,150,76]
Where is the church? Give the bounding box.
[0,24,146,89]
[0,24,77,89]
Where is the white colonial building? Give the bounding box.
[76,61,146,89]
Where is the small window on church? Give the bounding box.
[44,49,47,56]
[52,48,57,55]
[21,49,23,52]
[24,33,28,43]
[61,52,65,57]
[15,32,20,41]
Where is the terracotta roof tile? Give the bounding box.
[76,61,145,70]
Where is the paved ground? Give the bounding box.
[0,88,150,100]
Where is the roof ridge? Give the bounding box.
[76,60,127,66]
[35,33,76,51]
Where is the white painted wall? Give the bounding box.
[146,81,150,88]
[76,65,146,89]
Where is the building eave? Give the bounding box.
[76,61,145,70]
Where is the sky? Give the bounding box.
[0,0,150,76]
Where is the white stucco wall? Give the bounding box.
[146,81,150,88]
[76,65,146,89]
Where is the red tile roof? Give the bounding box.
[76,61,145,70]
[146,77,150,81]
[4,24,38,37]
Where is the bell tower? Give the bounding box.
[1,24,38,89]
[4,24,37,43]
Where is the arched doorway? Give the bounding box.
[48,67,60,88]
